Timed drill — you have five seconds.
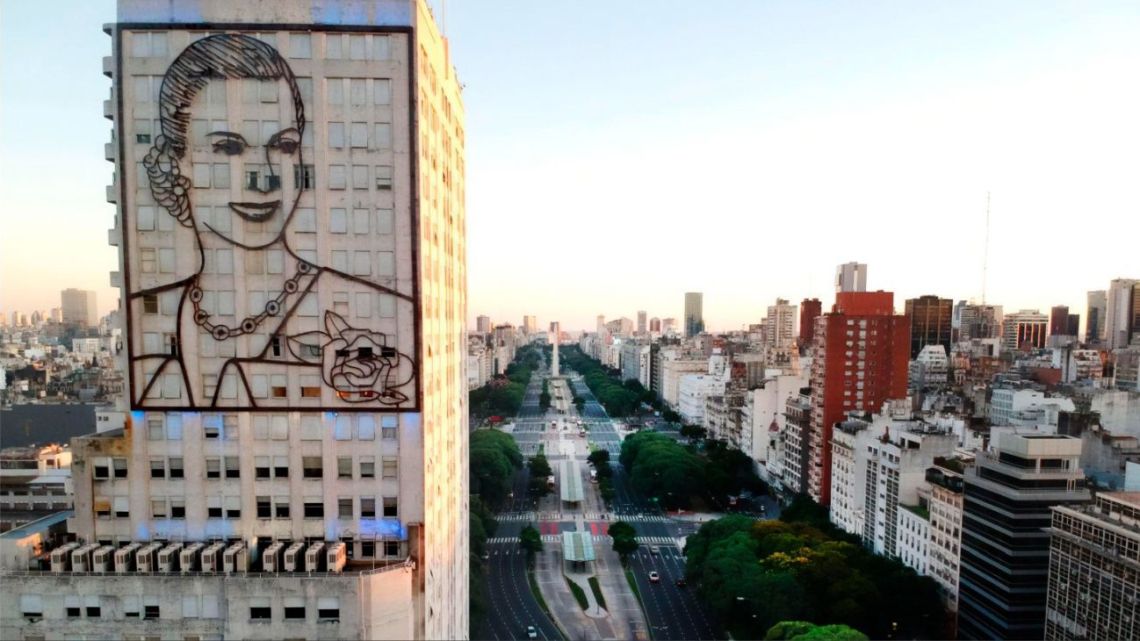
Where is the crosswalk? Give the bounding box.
[487,535,685,547]
[496,512,672,523]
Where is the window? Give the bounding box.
[350,122,368,148]
[303,456,323,479]
[317,597,340,622]
[304,501,324,518]
[382,415,398,440]
[21,594,43,619]
[135,118,153,144]
[375,123,391,149]
[294,164,314,190]
[123,596,140,618]
[337,456,353,479]
[360,457,375,478]
[385,540,401,557]
[226,496,241,518]
[225,456,240,479]
[170,498,186,519]
[206,457,221,479]
[208,497,222,518]
[327,78,344,104]
[143,294,158,314]
[329,165,346,189]
[86,596,101,618]
[375,165,393,189]
[361,497,376,518]
[255,456,271,479]
[274,456,289,478]
[250,597,271,620]
[382,457,398,479]
[374,79,391,105]
[328,122,345,148]
[182,595,199,619]
[271,415,288,439]
[66,596,81,618]
[93,458,110,479]
[204,424,220,439]
[289,33,312,59]
[275,497,290,518]
[144,603,160,620]
[151,498,167,518]
[170,455,183,479]
[338,497,353,519]
[352,164,368,190]
[110,457,128,478]
[361,541,375,558]
[284,597,305,620]
[256,496,271,518]
[383,496,398,518]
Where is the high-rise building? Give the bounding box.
[835,262,867,293]
[1045,492,1139,641]
[1002,309,1049,352]
[763,298,797,350]
[1049,305,1070,336]
[807,292,909,505]
[637,310,647,335]
[522,315,537,335]
[1065,313,1080,337]
[4,3,468,640]
[798,298,822,350]
[476,315,492,333]
[649,317,661,333]
[60,288,98,326]
[1105,278,1139,349]
[684,292,704,337]
[960,303,1003,342]
[1086,290,1107,343]
[957,434,1090,641]
[904,295,953,359]
[661,317,677,334]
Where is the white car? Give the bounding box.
[526,625,538,639]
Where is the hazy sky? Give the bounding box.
[2,1,1138,332]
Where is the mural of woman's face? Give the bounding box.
[191,76,304,247]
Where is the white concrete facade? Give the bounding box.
[677,374,725,426]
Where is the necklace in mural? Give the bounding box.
[190,260,316,340]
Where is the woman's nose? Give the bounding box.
[256,144,279,194]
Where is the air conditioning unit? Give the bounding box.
[72,543,101,572]
[92,545,115,572]
[157,543,182,572]
[326,542,347,573]
[283,541,306,572]
[179,543,205,573]
[201,542,225,572]
[304,541,326,572]
[50,542,80,573]
[223,541,247,574]
[136,542,164,573]
[262,541,285,572]
[114,543,141,573]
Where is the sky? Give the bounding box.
[1,1,1138,332]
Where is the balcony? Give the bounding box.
[102,56,113,77]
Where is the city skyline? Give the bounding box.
[3,1,1139,328]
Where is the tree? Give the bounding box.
[681,423,708,443]
[765,621,868,641]
[598,478,615,504]
[519,524,543,560]
[587,449,610,468]
[470,429,523,508]
[662,408,681,423]
[528,453,553,479]
[608,520,638,562]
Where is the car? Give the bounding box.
[648,571,660,583]
[649,545,660,555]
[526,625,538,639]
[675,578,687,587]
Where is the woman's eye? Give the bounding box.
[212,139,245,156]
[272,139,299,155]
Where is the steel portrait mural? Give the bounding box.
[125,33,417,409]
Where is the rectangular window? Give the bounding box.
[352,208,370,234]
[374,79,391,105]
[329,164,346,189]
[207,497,222,518]
[338,497,353,519]
[385,540,401,557]
[169,457,184,478]
[123,596,139,618]
[382,457,398,479]
[289,33,312,59]
[114,496,129,518]
[375,165,393,189]
[170,498,186,518]
[226,496,241,518]
[302,456,323,479]
[144,604,160,620]
[374,123,391,149]
[317,597,340,622]
[329,208,348,233]
[150,458,166,478]
[328,121,345,148]
[225,456,240,479]
[182,595,199,619]
[151,498,167,518]
[142,294,158,314]
[352,164,368,190]
[86,596,102,618]
[284,605,306,620]
[334,416,352,440]
[255,456,271,479]
[293,164,314,190]
[383,496,398,518]
[66,596,81,618]
[350,122,368,148]
[360,457,375,478]
[112,457,128,478]
[271,415,288,439]
[274,456,289,478]
[361,541,376,558]
[256,496,271,518]
[206,457,221,479]
[304,501,324,518]
[250,597,271,620]
[361,497,376,518]
[350,78,367,106]
[21,594,43,619]
[382,415,398,439]
[327,78,344,104]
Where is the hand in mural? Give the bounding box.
[288,311,413,404]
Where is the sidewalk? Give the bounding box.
[666,510,726,523]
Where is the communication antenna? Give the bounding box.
[981,192,991,305]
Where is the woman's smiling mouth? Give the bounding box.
[228,200,281,222]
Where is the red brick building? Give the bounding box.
[798,298,822,352]
[808,291,910,505]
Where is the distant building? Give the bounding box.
[522,315,537,335]
[1045,492,1140,641]
[0,444,73,532]
[926,464,966,614]
[59,289,97,327]
[636,310,647,335]
[959,304,1003,342]
[957,433,1091,641]
[835,262,867,293]
[684,292,704,337]
[476,315,492,333]
[763,298,797,350]
[649,317,661,333]
[782,389,812,496]
[1086,290,1107,343]
[1105,278,1139,350]
[678,373,726,426]
[1002,309,1048,352]
[620,342,651,390]
[1049,305,1070,337]
[808,291,909,505]
[905,295,953,359]
[798,298,822,350]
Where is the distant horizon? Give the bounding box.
[2,1,1138,335]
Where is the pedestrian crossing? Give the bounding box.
[496,511,672,523]
[487,535,682,546]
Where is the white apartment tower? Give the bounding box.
[3,2,468,640]
[61,288,99,326]
[763,298,797,349]
[835,262,867,293]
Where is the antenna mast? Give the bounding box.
[981,191,991,305]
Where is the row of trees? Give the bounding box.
[539,379,551,412]
[561,346,655,417]
[469,345,542,418]
[469,496,497,631]
[588,449,616,503]
[469,429,523,510]
[683,509,947,640]
[618,430,765,509]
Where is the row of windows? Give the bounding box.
[20,591,341,622]
[98,495,400,520]
[98,452,397,482]
[132,72,393,109]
